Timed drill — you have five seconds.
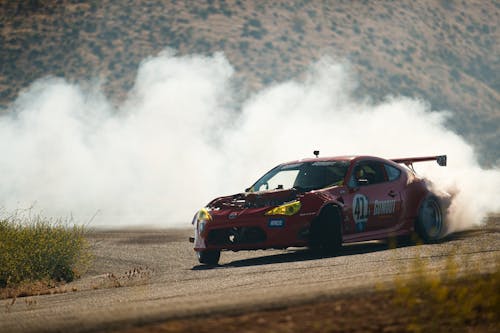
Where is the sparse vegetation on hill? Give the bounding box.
[0,0,498,165]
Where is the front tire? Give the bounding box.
[416,196,445,243]
[309,206,342,255]
[196,250,221,265]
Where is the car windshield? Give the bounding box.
[249,161,350,192]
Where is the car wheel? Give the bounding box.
[196,250,221,265]
[416,196,445,243]
[309,206,342,255]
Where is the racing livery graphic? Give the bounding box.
[190,153,448,265]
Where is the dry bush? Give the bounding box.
[0,211,92,290]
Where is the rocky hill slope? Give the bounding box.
[1,0,498,165]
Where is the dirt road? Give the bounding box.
[1,218,499,333]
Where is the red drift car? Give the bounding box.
[190,153,448,265]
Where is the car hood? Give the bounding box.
[207,189,299,210]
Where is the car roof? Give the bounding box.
[281,155,388,165]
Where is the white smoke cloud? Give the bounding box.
[1,51,499,230]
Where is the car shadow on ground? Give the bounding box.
[191,225,491,270]
[191,240,413,270]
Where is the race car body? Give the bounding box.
[190,154,447,265]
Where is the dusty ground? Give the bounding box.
[0,218,498,333]
[111,276,499,333]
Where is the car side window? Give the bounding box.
[384,164,401,181]
[349,161,386,187]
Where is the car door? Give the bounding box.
[342,160,402,235]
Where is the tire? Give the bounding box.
[416,196,445,243]
[196,250,221,265]
[309,206,342,255]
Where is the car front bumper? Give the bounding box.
[193,212,314,251]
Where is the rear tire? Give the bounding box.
[309,206,342,255]
[197,250,221,265]
[416,196,445,243]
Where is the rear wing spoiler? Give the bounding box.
[391,155,447,168]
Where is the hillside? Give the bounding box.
[0,0,498,165]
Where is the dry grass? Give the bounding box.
[90,266,154,290]
[2,279,78,311]
[392,252,500,332]
[0,211,92,297]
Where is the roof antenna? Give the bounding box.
[313,150,319,158]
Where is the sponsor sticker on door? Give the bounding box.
[268,218,285,228]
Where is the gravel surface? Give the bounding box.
[1,218,498,333]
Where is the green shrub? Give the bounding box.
[0,213,92,288]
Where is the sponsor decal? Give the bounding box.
[353,194,369,232]
[299,212,316,217]
[268,218,285,228]
[373,200,396,215]
[228,212,238,219]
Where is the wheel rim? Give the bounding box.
[422,199,442,238]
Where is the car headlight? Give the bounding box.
[265,201,301,216]
[196,208,212,233]
[197,208,212,222]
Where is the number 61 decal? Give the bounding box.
[353,194,369,231]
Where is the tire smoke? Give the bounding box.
[1,51,498,229]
